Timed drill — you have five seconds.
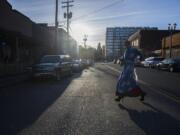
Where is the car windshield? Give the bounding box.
[40,56,60,63]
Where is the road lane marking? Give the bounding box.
[105,65,121,73]
[105,64,180,104]
[138,80,180,104]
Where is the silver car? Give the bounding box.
[33,55,72,80]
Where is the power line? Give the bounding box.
[49,0,124,25]
[72,0,124,22]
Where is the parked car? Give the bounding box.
[81,59,88,68]
[141,57,164,68]
[156,58,180,72]
[72,59,83,72]
[134,56,142,67]
[149,57,164,68]
[33,55,72,80]
[141,57,154,67]
[81,59,93,68]
[87,59,94,66]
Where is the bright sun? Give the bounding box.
[71,22,94,45]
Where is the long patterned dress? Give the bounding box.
[116,47,142,97]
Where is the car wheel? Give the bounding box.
[56,71,61,81]
[169,67,174,72]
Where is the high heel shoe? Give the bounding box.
[115,97,121,101]
[115,95,124,102]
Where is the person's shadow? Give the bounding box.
[119,102,180,135]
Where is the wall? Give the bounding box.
[0,0,78,75]
[129,30,170,57]
[162,32,180,58]
[0,0,33,37]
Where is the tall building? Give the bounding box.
[105,27,157,60]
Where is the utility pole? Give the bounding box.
[55,0,58,29]
[62,0,74,36]
[55,0,59,54]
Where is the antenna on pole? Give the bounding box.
[83,35,88,48]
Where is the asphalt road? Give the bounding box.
[0,63,180,135]
[106,63,180,100]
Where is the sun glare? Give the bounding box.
[71,22,94,44]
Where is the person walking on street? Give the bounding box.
[115,41,146,102]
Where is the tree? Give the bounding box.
[95,42,103,61]
[79,45,96,60]
[102,45,106,60]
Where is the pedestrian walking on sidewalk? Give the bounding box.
[115,41,146,102]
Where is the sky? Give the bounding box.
[7,0,180,48]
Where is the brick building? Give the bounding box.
[162,32,180,58]
[128,30,176,57]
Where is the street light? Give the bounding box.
[168,23,177,58]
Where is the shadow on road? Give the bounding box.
[118,103,180,135]
[0,72,82,135]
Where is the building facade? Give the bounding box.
[162,32,180,58]
[128,30,180,57]
[105,27,157,60]
[48,27,78,58]
[0,0,77,76]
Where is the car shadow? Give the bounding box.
[0,72,82,135]
[118,102,180,135]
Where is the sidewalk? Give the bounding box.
[0,72,31,88]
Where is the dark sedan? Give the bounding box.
[149,57,164,68]
[72,59,83,72]
[157,58,180,72]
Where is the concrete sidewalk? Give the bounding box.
[0,73,31,88]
